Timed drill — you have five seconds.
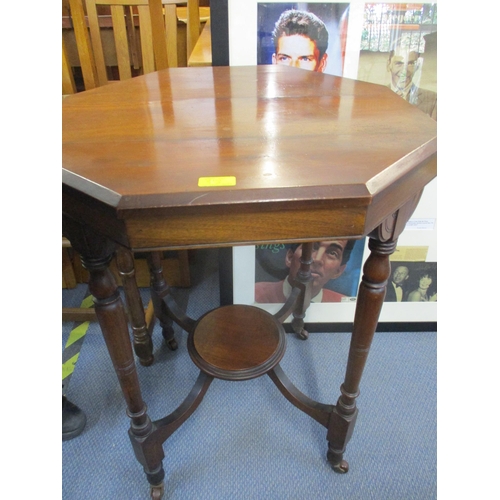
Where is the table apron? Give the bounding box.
[123,205,368,250]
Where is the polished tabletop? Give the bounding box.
[62,65,437,250]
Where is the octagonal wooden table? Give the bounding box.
[62,65,437,498]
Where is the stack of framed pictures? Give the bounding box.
[212,1,437,329]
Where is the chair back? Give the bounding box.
[85,0,179,86]
[63,0,99,92]
[63,38,76,94]
[182,0,201,59]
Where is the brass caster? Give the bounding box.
[161,327,178,351]
[166,338,178,351]
[139,355,155,367]
[298,329,309,340]
[331,459,349,473]
[150,482,164,499]
[327,448,349,473]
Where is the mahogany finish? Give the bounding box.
[189,305,286,380]
[62,65,437,498]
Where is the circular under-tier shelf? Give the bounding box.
[188,305,286,381]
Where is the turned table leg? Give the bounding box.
[63,217,166,495]
[291,242,313,340]
[327,237,397,472]
[147,251,178,350]
[84,252,165,490]
[116,246,154,366]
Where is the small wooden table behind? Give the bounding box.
[62,65,437,499]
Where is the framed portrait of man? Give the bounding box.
[354,2,437,323]
[225,0,362,78]
[233,242,365,327]
[356,2,437,120]
[257,3,350,76]
[254,239,365,305]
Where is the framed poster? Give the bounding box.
[354,2,437,323]
[256,3,350,75]
[234,239,366,326]
[224,1,437,327]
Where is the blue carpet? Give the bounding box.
[62,249,436,499]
